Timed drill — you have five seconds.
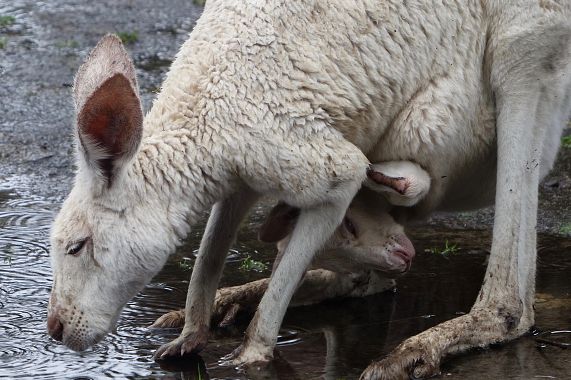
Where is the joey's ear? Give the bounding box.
[366,161,431,207]
[258,203,300,243]
[73,34,143,184]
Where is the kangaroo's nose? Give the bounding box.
[47,315,64,342]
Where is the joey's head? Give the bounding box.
[259,189,415,276]
[325,190,415,275]
[47,35,182,351]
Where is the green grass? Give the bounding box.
[425,240,459,256]
[193,0,206,5]
[562,135,571,149]
[0,15,15,28]
[560,223,571,236]
[0,37,6,49]
[239,255,268,272]
[178,258,193,271]
[117,31,138,44]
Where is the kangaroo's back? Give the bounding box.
[145,0,486,151]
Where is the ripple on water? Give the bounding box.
[277,328,304,346]
[0,175,175,378]
[536,330,571,348]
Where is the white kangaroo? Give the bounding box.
[47,1,571,378]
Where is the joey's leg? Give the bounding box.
[154,187,259,359]
[151,269,395,328]
[152,278,269,329]
[361,51,571,379]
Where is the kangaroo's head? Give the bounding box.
[47,35,181,351]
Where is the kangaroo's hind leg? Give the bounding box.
[361,25,571,380]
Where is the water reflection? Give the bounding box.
[0,174,570,379]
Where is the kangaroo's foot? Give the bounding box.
[153,325,209,360]
[360,306,532,380]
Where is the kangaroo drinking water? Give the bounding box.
[47,1,571,378]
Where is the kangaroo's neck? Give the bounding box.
[130,124,233,232]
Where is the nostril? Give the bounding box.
[393,250,412,264]
[400,248,415,262]
[47,315,64,342]
[394,234,415,259]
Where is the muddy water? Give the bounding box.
[1,174,570,379]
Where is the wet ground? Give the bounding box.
[1,1,570,379]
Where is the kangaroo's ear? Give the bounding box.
[258,203,300,243]
[73,34,143,185]
[366,161,431,207]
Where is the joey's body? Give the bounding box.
[48,0,571,379]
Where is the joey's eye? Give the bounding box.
[66,239,88,256]
[343,217,357,237]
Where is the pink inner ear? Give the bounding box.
[258,203,300,243]
[366,169,409,195]
[78,74,142,179]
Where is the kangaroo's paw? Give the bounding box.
[360,337,443,380]
[150,309,185,328]
[360,307,531,380]
[221,340,274,366]
[153,325,209,360]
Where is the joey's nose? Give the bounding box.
[47,315,64,342]
[394,248,414,265]
[396,234,415,258]
[392,234,416,270]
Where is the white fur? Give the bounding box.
[48,1,570,377]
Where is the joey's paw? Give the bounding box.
[149,302,243,330]
[153,326,209,361]
[213,303,242,328]
[150,309,185,329]
[360,345,441,380]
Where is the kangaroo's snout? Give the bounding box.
[390,234,415,272]
[47,314,64,342]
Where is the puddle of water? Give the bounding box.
[1,173,570,379]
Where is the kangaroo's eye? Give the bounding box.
[66,239,88,256]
